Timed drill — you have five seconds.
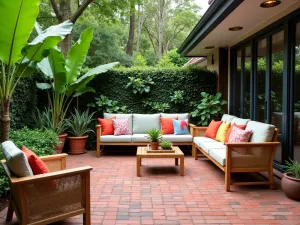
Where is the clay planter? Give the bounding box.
[150,142,159,150]
[53,133,68,154]
[281,173,300,201]
[67,136,88,155]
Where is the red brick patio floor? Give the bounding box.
[1,150,300,225]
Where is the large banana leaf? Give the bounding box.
[37,48,67,94]
[22,21,73,62]
[66,28,93,84]
[66,62,119,97]
[15,58,37,77]
[0,0,40,64]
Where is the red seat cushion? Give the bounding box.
[224,124,247,143]
[22,146,50,175]
[204,120,223,139]
[160,117,178,134]
[98,116,116,135]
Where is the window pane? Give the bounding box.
[244,46,251,118]
[294,23,300,161]
[271,30,284,163]
[234,50,242,116]
[257,39,267,122]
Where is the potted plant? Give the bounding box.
[146,129,162,150]
[65,109,95,154]
[281,159,300,201]
[160,140,172,150]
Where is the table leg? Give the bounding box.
[180,157,184,176]
[140,158,142,166]
[175,158,178,166]
[137,157,141,177]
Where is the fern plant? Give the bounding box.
[65,109,95,137]
[146,129,162,142]
[284,159,300,179]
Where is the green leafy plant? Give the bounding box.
[146,129,162,142]
[160,140,172,149]
[88,95,128,114]
[190,92,227,126]
[65,109,95,137]
[133,54,147,67]
[0,150,9,196]
[143,100,170,113]
[284,159,300,179]
[0,0,73,141]
[126,76,154,94]
[170,90,184,104]
[37,28,119,134]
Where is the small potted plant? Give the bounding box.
[160,140,172,150]
[65,109,95,154]
[281,159,300,201]
[146,129,162,150]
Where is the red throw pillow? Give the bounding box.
[204,120,223,139]
[224,124,247,143]
[22,146,50,175]
[97,116,116,135]
[160,117,178,134]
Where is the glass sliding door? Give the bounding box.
[234,50,242,116]
[271,31,284,163]
[244,46,251,118]
[256,38,267,122]
[294,22,300,162]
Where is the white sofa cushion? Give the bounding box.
[246,121,275,142]
[221,114,236,123]
[1,141,33,177]
[162,134,192,142]
[104,113,133,131]
[209,148,226,166]
[161,113,189,121]
[132,114,160,134]
[231,117,250,125]
[193,137,215,147]
[100,135,132,142]
[198,141,226,154]
[131,134,148,142]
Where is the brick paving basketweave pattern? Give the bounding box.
[1,151,300,225]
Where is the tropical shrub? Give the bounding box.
[191,92,227,126]
[88,95,128,115]
[170,91,184,104]
[126,76,154,94]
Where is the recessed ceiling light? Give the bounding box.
[205,46,215,49]
[260,0,281,8]
[229,26,243,31]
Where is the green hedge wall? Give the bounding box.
[79,66,217,115]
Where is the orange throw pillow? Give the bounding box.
[160,117,178,134]
[22,146,50,175]
[204,120,223,139]
[98,116,116,135]
[224,124,247,143]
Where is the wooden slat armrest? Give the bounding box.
[189,123,196,128]
[96,125,101,128]
[40,153,68,162]
[10,166,93,184]
[192,126,208,137]
[226,142,281,148]
[194,126,208,130]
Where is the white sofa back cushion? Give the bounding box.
[246,121,275,142]
[133,114,160,134]
[104,113,133,131]
[1,141,33,177]
[231,117,250,125]
[221,114,236,123]
[160,113,189,121]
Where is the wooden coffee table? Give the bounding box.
[136,146,184,177]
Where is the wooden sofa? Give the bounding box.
[192,114,280,191]
[1,153,92,225]
[96,113,196,157]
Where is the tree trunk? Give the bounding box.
[136,3,143,53]
[0,100,11,142]
[158,0,164,59]
[126,1,136,56]
[59,0,72,57]
[60,34,71,58]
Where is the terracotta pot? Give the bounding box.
[67,136,88,155]
[281,173,300,201]
[53,133,68,154]
[150,142,159,150]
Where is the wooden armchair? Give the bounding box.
[1,153,92,225]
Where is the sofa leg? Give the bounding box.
[96,145,100,158]
[269,167,275,190]
[225,169,231,192]
[192,144,197,159]
[6,196,13,221]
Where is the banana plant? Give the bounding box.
[37,28,119,134]
[0,0,73,141]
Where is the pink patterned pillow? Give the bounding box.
[112,119,131,135]
[228,126,252,154]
